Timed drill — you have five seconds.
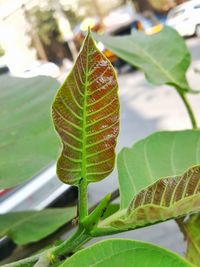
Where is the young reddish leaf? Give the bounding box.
[117,130,200,209]
[52,31,119,185]
[109,165,200,230]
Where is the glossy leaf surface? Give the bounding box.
[52,31,119,185]
[0,207,76,244]
[0,75,60,188]
[95,26,191,92]
[61,239,193,267]
[118,130,200,208]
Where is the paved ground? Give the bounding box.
[87,37,200,254]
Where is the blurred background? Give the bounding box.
[0,0,194,77]
[0,0,200,261]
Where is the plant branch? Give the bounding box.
[2,228,90,267]
[176,217,200,263]
[175,88,200,265]
[1,190,120,266]
[177,90,198,129]
[2,254,40,267]
[51,227,90,258]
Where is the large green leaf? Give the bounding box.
[111,165,200,230]
[99,130,200,231]
[177,214,200,267]
[52,31,119,185]
[0,207,76,244]
[95,26,192,92]
[0,75,60,188]
[118,130,200,208]
[61,239,193,267]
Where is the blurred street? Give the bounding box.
[87,36,200,254]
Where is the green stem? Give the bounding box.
[177,90,198,129]
[78,178,88,222]
[176,90,200,263]
[3,228,90,267]
[2,254,40,267]
[51,227,90,258]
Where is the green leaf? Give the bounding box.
[61,239,193,267]
[94,26,192,92]
[177,214,200,267]
[112,165,200,230]
[101,130,200,231]
[0,75,60,188]
[118,130,200,208]
[0,207,76,244]
[52,31,119,185]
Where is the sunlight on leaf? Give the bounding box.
[52,31,119,185]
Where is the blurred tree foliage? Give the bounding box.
[25,0,129,62]
[27,5,71,63]
[63,8,83,29]
[60,0,126,25]
[28,7,62,46]
[132,0,186,12]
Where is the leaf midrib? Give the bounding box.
[81,37,89,180]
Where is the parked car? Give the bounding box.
[166,0,200,37]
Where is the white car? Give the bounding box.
[166,0,200,37]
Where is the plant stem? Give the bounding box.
[2,254,40,267]
[3,228,90,267]
[176,90,200,264]
[78,178,88,222]
[177,90,198,129]
[51,227,90,258]
[2,190,120,267]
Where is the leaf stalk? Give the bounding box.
[78,178,88,222]
[177,90,198,129]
